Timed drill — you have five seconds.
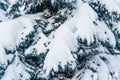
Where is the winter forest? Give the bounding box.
[0,0,120,80]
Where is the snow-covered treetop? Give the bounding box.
[0,0,120,80]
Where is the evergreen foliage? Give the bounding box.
[0,0,120,80]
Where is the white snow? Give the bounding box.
[114,0,120,8]
[56,2,116,47]
[0,16,35,50]
[0,0,120,79]
[43,24,79,77]
[1,53,30,80]
[0,9,8,21]
[0,45,8,66]
[73,3,98,45]
[9,0,17,4]
[67,2,116,47]
[0,15,36,70]
[43,0,118,77]
[0,19,21,50]
[97,21,116,47]
[99,0,120,12]
[99,54,120,80]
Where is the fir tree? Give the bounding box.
[0,0,120,80]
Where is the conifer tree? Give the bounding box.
[0,0,120,80]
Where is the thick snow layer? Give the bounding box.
[114,0,120,8]
[16,16,36,44]
[100,54,120,80]
[0,15,35,68]
[97,21,116,47]
[76,56,110,80]
[9,0,17,4]
[43,24,79,76]
[63,3,116,47]
[72,54,120,80]
[0,46,14,68]
[99,0,120,12]
[0,0,120,79]
[0,19,21,50]
[43,0,117,77]
[0,16,35,50]
[51,0,76,5]
[0,9,8,21]
[1,54,30,80]
[94,56,109,80]
[0,45,7,66]
[74,3,98,45]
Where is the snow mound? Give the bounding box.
[43,24,79,76]
[73,3,98,45]
[0,16,35,50]
[1,55,30,80]
[0,15,36,67]
[65,3,116,47]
